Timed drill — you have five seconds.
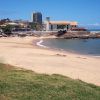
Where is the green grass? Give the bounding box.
[0,63,100,100]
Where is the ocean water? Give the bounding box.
[89,29,100,33]
[89,29,100,32]
[41,38,100,56]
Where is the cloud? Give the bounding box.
[87,23,100,26]
[79,23,100,27]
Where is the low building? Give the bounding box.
[44,20,78,31]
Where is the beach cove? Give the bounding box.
[0,36,100,86]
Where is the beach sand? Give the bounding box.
[0,36,100,86]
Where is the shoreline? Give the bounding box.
[35,37,100,58]
[0,36,100,86]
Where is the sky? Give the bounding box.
[0,0,100,27]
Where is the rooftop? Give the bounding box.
[46,21,78,25]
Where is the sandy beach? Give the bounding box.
[0,36,100,86]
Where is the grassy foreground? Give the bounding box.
[0,63,100,100]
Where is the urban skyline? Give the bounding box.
[0,0,100,27]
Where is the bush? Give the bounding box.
[2,25,12,36]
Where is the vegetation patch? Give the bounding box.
[0,63,100,100]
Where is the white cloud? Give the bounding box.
[87,23,100,26]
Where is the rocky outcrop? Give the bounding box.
[56,31,100,39]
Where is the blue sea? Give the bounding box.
[89,29,100,33]
[40,38,100,56]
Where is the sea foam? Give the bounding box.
[36,40,48,48]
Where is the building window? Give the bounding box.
[51,25,53,30]
[57,25,66,29]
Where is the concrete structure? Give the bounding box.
[32,12,42,24]
[44,20,78,31]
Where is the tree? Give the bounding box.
[2,25,12,36]
[30,23,42,31]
